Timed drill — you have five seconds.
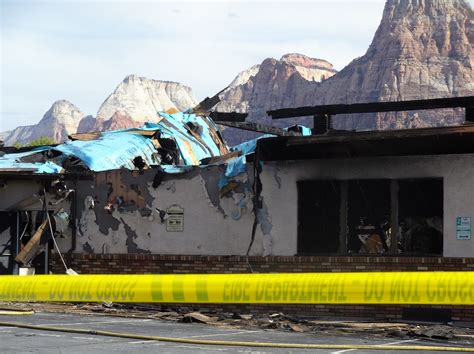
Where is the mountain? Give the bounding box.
[3,0,472,146]
[1,76,199,146]
[88,74,198,131]
[217,53,336,118]
[76,115,96,134]
[216,53,337,144]
[1,100,84,146]
[93,111,142,132]
[217,0,473,144]
[315,0,474,130]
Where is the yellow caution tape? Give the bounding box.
[0,272,473,305]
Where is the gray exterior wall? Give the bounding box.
[56,153,474,258]
[59,167,266,256]
[261,153,474,258]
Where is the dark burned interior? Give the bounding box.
[0,210,56,275]
[298,178,443,256]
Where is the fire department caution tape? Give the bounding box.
[0,272,473,305]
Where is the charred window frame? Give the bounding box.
[297,178,443,256]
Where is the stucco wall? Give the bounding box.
[61,153,474,258]
[64,167,266,256]
[263,154,474,257]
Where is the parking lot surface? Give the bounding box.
[0,312,471,353]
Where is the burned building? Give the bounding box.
[0,97,473,278]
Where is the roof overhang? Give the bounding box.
[257,124,474,161]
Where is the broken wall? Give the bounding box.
[56,153,474,258]
[0,179,73,273]
[62,165,277,256]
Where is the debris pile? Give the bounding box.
[6,302,470,343]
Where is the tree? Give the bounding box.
[14,136,56,148]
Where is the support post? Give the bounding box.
[390,180,399,254]
[339,181,348,254]
[44,241,50,274]
[312,114,331,135]
[13,211,20,275]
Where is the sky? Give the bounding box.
[0,0,449,131]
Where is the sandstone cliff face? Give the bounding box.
[2,100,84,146]
[217,53,336,119]
[95,75,198,126]
[76,115,96,134]
[216,54,337,144]
[309,0,474,130]
[94,111,142,132]
[218,0,473,143]
[281,53,337,81]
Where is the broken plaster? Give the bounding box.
[120,217,151,254]
[199,167,227,217]
[166,182,176,193]
[257,200,273,256]
[273,166,282,189]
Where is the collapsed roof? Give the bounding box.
[0,112,230,175]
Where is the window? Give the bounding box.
[297,181,341,254]
[398,179,443,254]
[347,180,390,254]
[297,178,443,255]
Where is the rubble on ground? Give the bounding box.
[1,302,472,342]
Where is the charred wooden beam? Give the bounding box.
[268,96,474,119]
[286,124,474,146]
[216,121,301,136]
[200,150,241,165]
[190,86,229,114]
[15,219,48,266]
[210,112,248,122]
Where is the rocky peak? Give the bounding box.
[228,64,260,88]
[216,0,473,145]
[217,54,337,115]
[216,54,337,145]
[312,0,473,130]
[76,115,96,134]
[1,100,84,146]
[96,75,199,124]
[370,0,473,63]
[41,99,84,130]
[281,53,336,72]
[38,99,84,142]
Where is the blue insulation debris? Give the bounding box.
[0,111,227,175]
[0,149,63,174]
[0,107,310,190]
[218,155,247,189]
[53,132,158,172]
[217,125,312,189]
[146,112,224,165]
[299,125,312,136]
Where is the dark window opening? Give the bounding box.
[398,179,443,255]
[297,178,443,256]
[297,181,340,255]
[347,180,390,254]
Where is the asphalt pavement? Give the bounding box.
[0,312,470,353]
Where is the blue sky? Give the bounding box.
[1,0,462,131]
